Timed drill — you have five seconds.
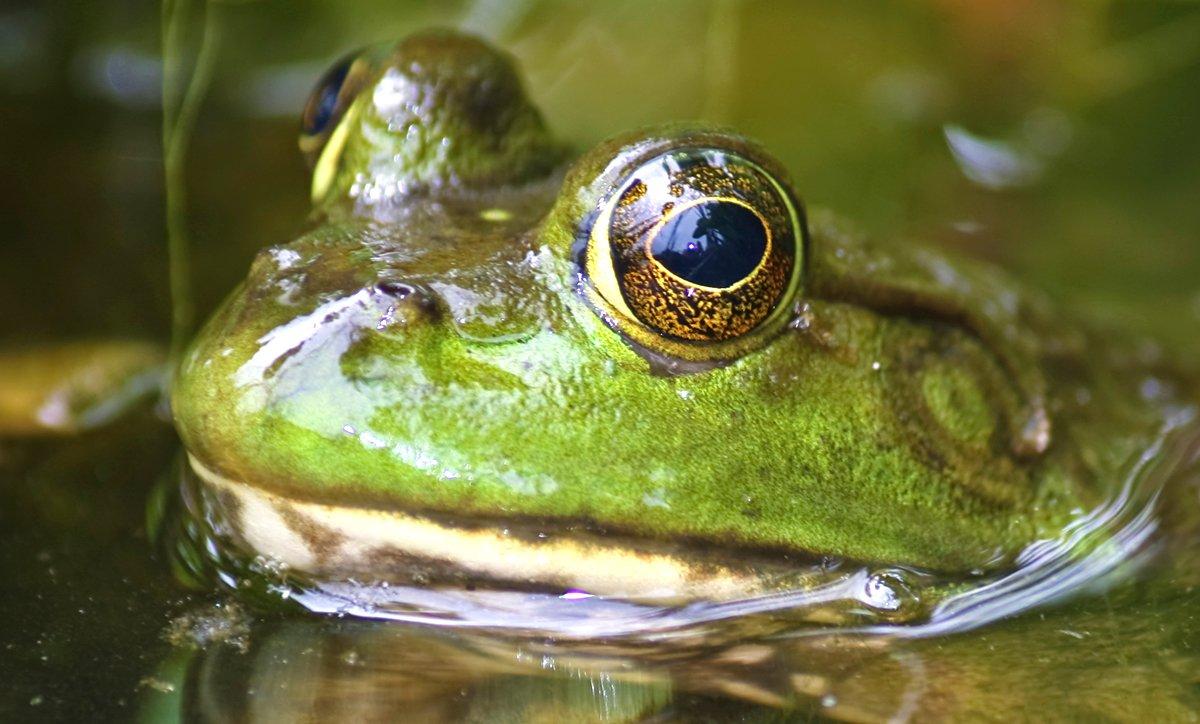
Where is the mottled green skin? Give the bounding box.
[172,31,1184,573]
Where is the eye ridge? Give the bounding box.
[642,196,773,293]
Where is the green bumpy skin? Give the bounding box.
[172,31,1180,573]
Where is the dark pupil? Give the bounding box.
[304,60,351,135]
[650,200,768,288]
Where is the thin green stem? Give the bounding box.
[162,0,222,376]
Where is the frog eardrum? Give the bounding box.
[582,147,807,359]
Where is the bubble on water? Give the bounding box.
[860,569,919,613]
[163,600,251,653]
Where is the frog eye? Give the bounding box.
[299,52,366,167]
[582,147,806,357]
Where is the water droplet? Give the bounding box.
[789,302,814,331]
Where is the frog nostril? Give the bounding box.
[373,280,438,328]
[376,280,417,299]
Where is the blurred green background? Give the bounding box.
[1,2,1199,719]
[2,0,1197,355]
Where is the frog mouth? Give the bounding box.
[185,455,830,603]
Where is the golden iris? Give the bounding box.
[584,147,805,354]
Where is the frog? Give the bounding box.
[160,29,1197,612]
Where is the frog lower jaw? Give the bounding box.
[186,455,821,602]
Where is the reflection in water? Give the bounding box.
[176,622,678,722]
[144,567,1200,723]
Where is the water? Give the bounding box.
[3,1,1200,720]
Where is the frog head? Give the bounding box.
[173,31,1146,603]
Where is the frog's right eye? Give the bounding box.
[578,144,807,361]
[299,52,367,167]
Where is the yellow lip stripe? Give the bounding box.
[188,455,768,601]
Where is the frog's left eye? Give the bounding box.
[299,52,367,167]
[582,147,806,358]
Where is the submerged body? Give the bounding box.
[165,31,1197,610]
